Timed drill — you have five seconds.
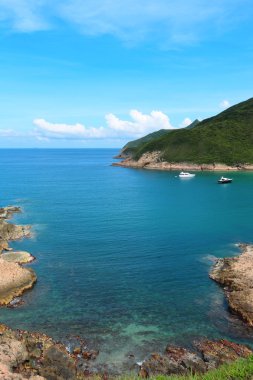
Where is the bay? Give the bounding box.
[0,148,253,368]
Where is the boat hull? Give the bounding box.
[218,179,232,184]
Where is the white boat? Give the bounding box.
[179,171,195,178]
[218,176,232,184]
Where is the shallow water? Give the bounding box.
[1,149,253,368]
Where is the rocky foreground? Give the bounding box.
[210,244,253,326]
[0,322,252,380]
[0,323,89,380]
[0,206,37,306]
[113,151,253,171]
[139,339,252,378]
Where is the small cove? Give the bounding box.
[1,149,253,369]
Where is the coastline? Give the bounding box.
[2,202,253,378]
[112,151,253,171]
[0,206,37,306]
[210,244,253,326]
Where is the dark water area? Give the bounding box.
[1,149,253,368]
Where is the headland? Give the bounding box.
[113,151,253,172]
[210,243,253,326]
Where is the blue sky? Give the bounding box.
[0,0,253,148]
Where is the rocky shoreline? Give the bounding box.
[1,321,253,380]
[210,244,253,326]
[113,151,253,171]
[0,206,37,306]
[1,204,253,379]
[138,339,253,378]
[0,323,99,380]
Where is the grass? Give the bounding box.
[117,356,253,380]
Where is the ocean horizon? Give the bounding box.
[1,148,253,370]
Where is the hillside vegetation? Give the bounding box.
[121,98,253,165]
[119,129,172,157]
[119,355,253,380]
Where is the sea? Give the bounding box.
[1,148,253,370]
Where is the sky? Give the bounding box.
[0,0,253,148]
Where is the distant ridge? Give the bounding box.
[117,98,253,165]
[117,119,199,158]
[116,129,171,158]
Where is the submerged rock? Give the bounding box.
[210,244,253,325]
[7,297,25,308]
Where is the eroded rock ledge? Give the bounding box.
[0,206,36,306]
[1,323,252,380]
[113,151,253,171]
[210,244,253,326]
[139,339,252,378]
[0,324,83,380]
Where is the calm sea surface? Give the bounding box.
[1,149,253,368]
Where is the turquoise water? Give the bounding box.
[1,149,253,368]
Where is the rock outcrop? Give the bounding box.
[113,152,253,171]
[1,322,252,380]
[1,251,35,264]
[139,339,252,377]
[0,258,37,305]
[0,206,31,253]
[0,324,85,380]
[0,206,36,306]
[210,244,253,326]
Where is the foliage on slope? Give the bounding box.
[118,355,253,380]
[128,98,253,165]
[120,129,172,157]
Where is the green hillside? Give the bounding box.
[119,129,172,157]
[119,120,200,157]
[128,98,253,165]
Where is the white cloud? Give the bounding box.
[106,110,173,135]
[0,0,50,32]
[0,0,250,45]
[0,128,23,137]
[219,100,230,110]
[33,109,173,140]
[179,117,192,128]
[33,118,107,139]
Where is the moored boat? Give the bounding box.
[218,176,232,184]
[179,171,195,178]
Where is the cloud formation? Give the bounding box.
[33,109,173,140]
[0,0,250,45]
[0,0,49,32]
[219,100,230,110]
[180,117,192,128]
[0,128,24,137]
